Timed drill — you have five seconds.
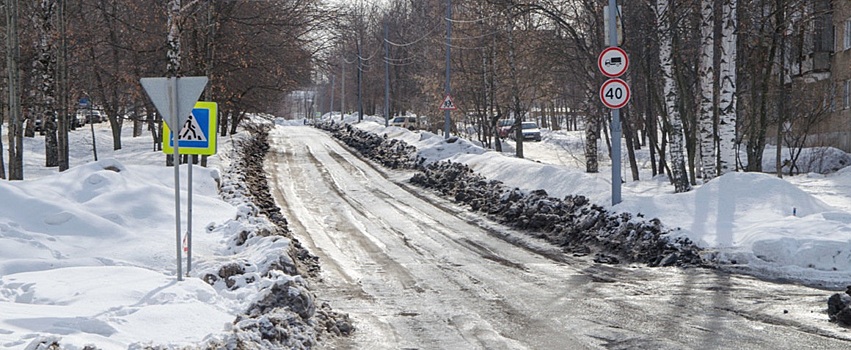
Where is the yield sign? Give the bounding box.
[140,76,208,130]
[439,94,457,111]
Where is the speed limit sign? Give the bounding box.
[600,78,630,109]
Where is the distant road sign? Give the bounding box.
[162,101,218,155]
[439,94,457,111]
[598,47,629,78]
[78,97,90,109]
[600,78,630,109]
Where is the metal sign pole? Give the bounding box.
[140,76,207,282]
[168,78,183,281]
[608,0,622,206]
[187,155,193,275]
[89,106,97,161]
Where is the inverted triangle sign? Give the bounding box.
[140,76,208,130]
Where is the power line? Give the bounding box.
[384,20,443,47]
[446,12,501,24]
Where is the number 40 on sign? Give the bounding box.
[599,78,630,109]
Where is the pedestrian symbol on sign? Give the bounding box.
[179,114,207,141]
[439,94,457,111]
[162,101,218,156]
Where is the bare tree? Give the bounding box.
[33,0,58,167]
[657,0,691,192]
[781,83,832,175]
[697,0,717,180]
[5,0,24,180]
[718,0,737,174]
[57,0,68,171]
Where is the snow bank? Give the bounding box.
[324,117,851,288]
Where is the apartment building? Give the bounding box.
[831,1,851,150]
[794,1,851,151]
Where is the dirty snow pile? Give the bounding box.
[0,118,349,350]
[319,115,851,289]
[320,121,702,267]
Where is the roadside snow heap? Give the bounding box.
[191,121,352,349]
[319,121,703,267]
[828,287,851,326]
[328,121,422,169]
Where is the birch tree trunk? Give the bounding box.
[585,97,599,173]
[775,0,786,178]
[0,95,4,178]
[201,1,217,167]
[698,0,717,181]
[657,0,691,193]
[718,0,738,174]
[166,0,180,166]
[35,0,59,167]
[167,0,180,77]
[5,0,24,180]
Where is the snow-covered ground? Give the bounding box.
[5,113,851,348]
[0,120,326,349]
[347,115,851,289]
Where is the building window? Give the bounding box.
[845,80,851,110]
[830,83,836,112]
[845,20,851,50]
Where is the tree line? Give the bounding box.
[323,0,834,193]
[2,0,332,180]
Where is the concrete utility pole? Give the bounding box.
[329,74,335,118]
[384,23,390,127]
[357,37,363,122]
[444,0,452,138]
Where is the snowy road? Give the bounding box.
[265,126,851,349]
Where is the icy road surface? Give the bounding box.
[265,126,851,349]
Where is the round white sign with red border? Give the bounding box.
[598,47,629,78]
[600,78,630,109]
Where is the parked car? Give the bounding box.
[81,109,106,123]
[497,119,514,138]
[510,121,542,141]
[74,110,87,127]
[389,116,418,129]
[34,113,87,132]
[33,116,46,133]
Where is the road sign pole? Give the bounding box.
[187,156,193,276]
[89,106,98,162]
[608,0,622,206]
[168,78,183,281]
[140,76,207,282]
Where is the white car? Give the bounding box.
[74,110,88,126]
[82,109,106,123]
[389,116,417,129]
[510,121,542,141]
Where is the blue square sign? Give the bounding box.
[163,101,218,155]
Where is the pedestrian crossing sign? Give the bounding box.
[439,94,457,111]
[162,101,218,155]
